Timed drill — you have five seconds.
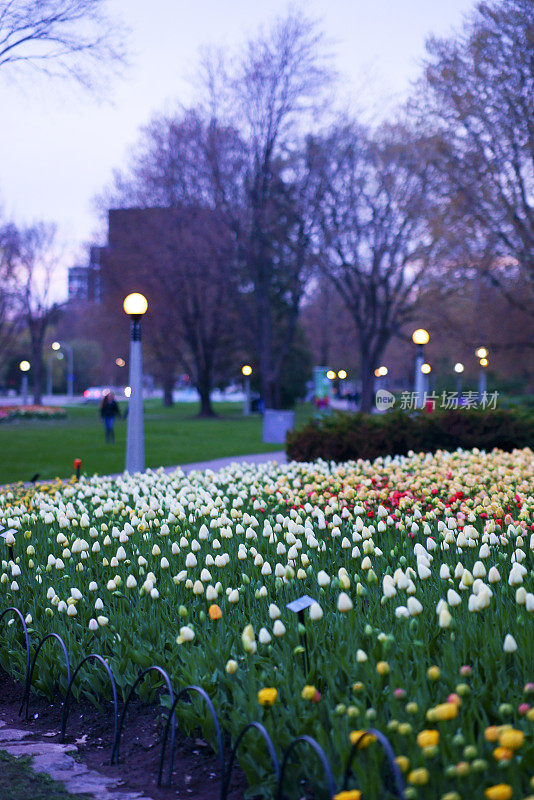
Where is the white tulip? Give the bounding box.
[309,602,323,620]
[317,570,330,587]
[337,592,353,612]
[503,634,517,653]
[407,597,423,616]
[259,627,272,645]
[439,608,452,628]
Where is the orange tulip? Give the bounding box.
[208,604,222,621]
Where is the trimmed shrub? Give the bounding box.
[285,408,534,462]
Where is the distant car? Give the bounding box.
[83,386,130,402]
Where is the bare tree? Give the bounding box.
[0,221,22,363]
[0,0,126,89]
[312,122,435,412]
[101,204,238,415]
[413,0,534,289]
[198,12,335,408]
[10,223,62,404]
[101,111,242,413]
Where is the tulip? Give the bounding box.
[176,625,195,643]
[337,592,353,612]
[259,627,271,645]
[503,634,517,653]
[308,602,323,620]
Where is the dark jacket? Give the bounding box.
[100,399,120,419]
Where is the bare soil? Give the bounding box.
[0,671,246,800]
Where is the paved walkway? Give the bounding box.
[0,721,153,800]
[172,450,287,474]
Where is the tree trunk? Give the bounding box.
[30,336,44,406]
[162,374,174,407]
[197,372,216,417]
[359,347,374,414]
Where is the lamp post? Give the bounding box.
[242,364,252,416]
[374,366,388,391]
[123,293,148,473]
[52,341,74,399]
[46,351,63,396]
[475,347,488,399]
[19,360,30,405]
[412,329,430,408]
[454,362,464,395]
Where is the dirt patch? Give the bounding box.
[0,672,246,800]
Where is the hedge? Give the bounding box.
[285,408,534,462]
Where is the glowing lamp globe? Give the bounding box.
[378,366,388,377]
[326,370,336,380]
[51,341,60,351]
[19,360,30,372]
[123,293,148,317]
[475,347,488,359]
[338,369,347,380]
[412,329,429,346]
[480,357,489,367]
[454,363,464,374]
[421,363,431,374]
[242,365,252,377]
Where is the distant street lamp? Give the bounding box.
[242,364,252,416]
[412,329,430,408]
[326,370,336,380]
[46,348,63,396]
[475,347,489,399]
[454,362,464,395]
[123,293,148,473]
[52,341,74,399]
[19,360,30,406]
[338,369,347,380]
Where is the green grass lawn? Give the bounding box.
[0,751,91,800]
[0,401,312,484]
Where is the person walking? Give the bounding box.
[100,392,121,443]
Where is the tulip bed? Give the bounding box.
[1,448,533,800]
[0,405,67,423]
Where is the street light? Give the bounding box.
[52,341,74,399]
[242,364,252,416]
[475,347,489,399]
[421,363,431,374]
[454,362,464,395]
[19,360,30,406]
[338,369,347,380]
[326,370,336,380]
[412,329,429,408]
[47,347,63,396]
[123,293,148,473]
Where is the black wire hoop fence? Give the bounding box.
[1,605,406,800]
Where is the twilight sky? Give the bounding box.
[0,0,476,296]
